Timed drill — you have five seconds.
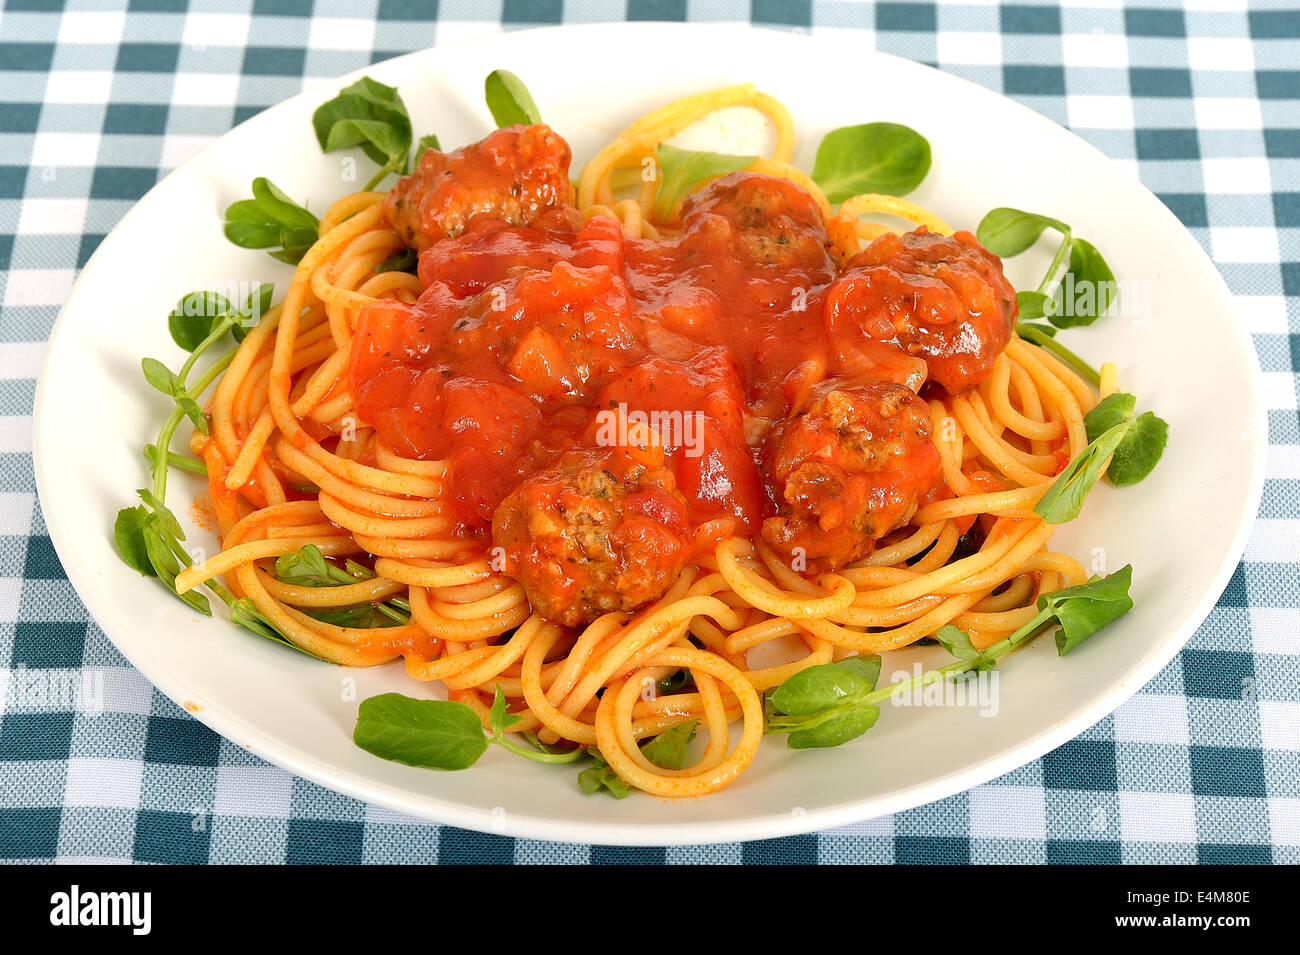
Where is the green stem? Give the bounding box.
[151,344,238,503]
[362,154,403,192]
[493,734,586,764]
[1037,230,1073,296]
[768,609,1056,736]
[144,445,208,476]
[1019,325,1101,387]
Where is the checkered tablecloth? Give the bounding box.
[1,0,1296,865]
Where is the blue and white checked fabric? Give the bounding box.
[0,0,1296,865]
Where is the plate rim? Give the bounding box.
[33,21,1267,846]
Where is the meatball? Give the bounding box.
[678,171,836,275]
[761,380,941,571]
[386,124,579,252]
[823,228,1017,394]
[492,450,694,627]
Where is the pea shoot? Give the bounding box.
[765,566,1135,747]
[114,286,274,619]
[353,686,586,770]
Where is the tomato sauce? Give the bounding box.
[348,132,1015,595]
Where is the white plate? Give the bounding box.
[35,23,1265,845]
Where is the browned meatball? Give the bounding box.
[492,450,695,627]
[678,171,836,274]
[823,228,1017,394]
[386,124,579,252]
[761,380,941,571]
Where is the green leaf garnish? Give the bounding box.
[354,686,584,774]
[1049,237,1116,328]
[224,177,319,263]
[653,143,754,220]
[1035,391,1169,522]
[272,544,410,626]
[933,624,984,662]
[976,207,1069,258]
[414,133,441,158]
[488,684,523,735]
[578,751,629,799]
[354,693,491,771]
[169,291,234,352]
[1032,422,1130,524]
[484,69,542,127]
[275,543,350,587]
[639,720,698,770]
[765,566,1136,749]
[141,358,178,396]
[770,656,880,716]
[113,505,158,578]
[374,248,418,274]
[312,76,413,190]
[787,705,880,749]
[1043,566,1134,655]
[811,122,931,202]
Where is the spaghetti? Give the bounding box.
[174,84,1101,798]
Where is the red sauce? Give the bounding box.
[347,127,1016,623]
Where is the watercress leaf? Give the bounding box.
[1049,565,1135,655]
[175,396,208,434]
[322,117,408,167]
[812,122,931,202]
[234,282,275,341]
[250,177,319,232]
[1041,563,1134,613]
[313,77,412,168]
[1084,392,1137,442]
[639,720,698,770]
[224,183,318,261]
[1107,411,1168,487]
[354,693,489,770]
[374,248,418,274]
[223,216,283,250]
[578,760,629,798]
[243,282,275,319]
[489,684,522,735]
[136,488,185,542]
[1033,422,1130,524]
[278,226,320,256]
[268,245,310,265]
[786,704,879,749]
[833,653,881,690]
[274,544,335,586]
[415,133,441,157]
[141,358,179,396]
[653,144,755,221]
[141,522,211,615]
[1017,291,1049,321]
[229,602,337,658]
[484,69,542,127]
[224,198,273,225]
[300,603,404,629]
[1049,237,1116,328]
[975,207,1069,258]
[169,291,233,352]
[933,624,984,661]
[114,506,158,577]
[770,660,874,716]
